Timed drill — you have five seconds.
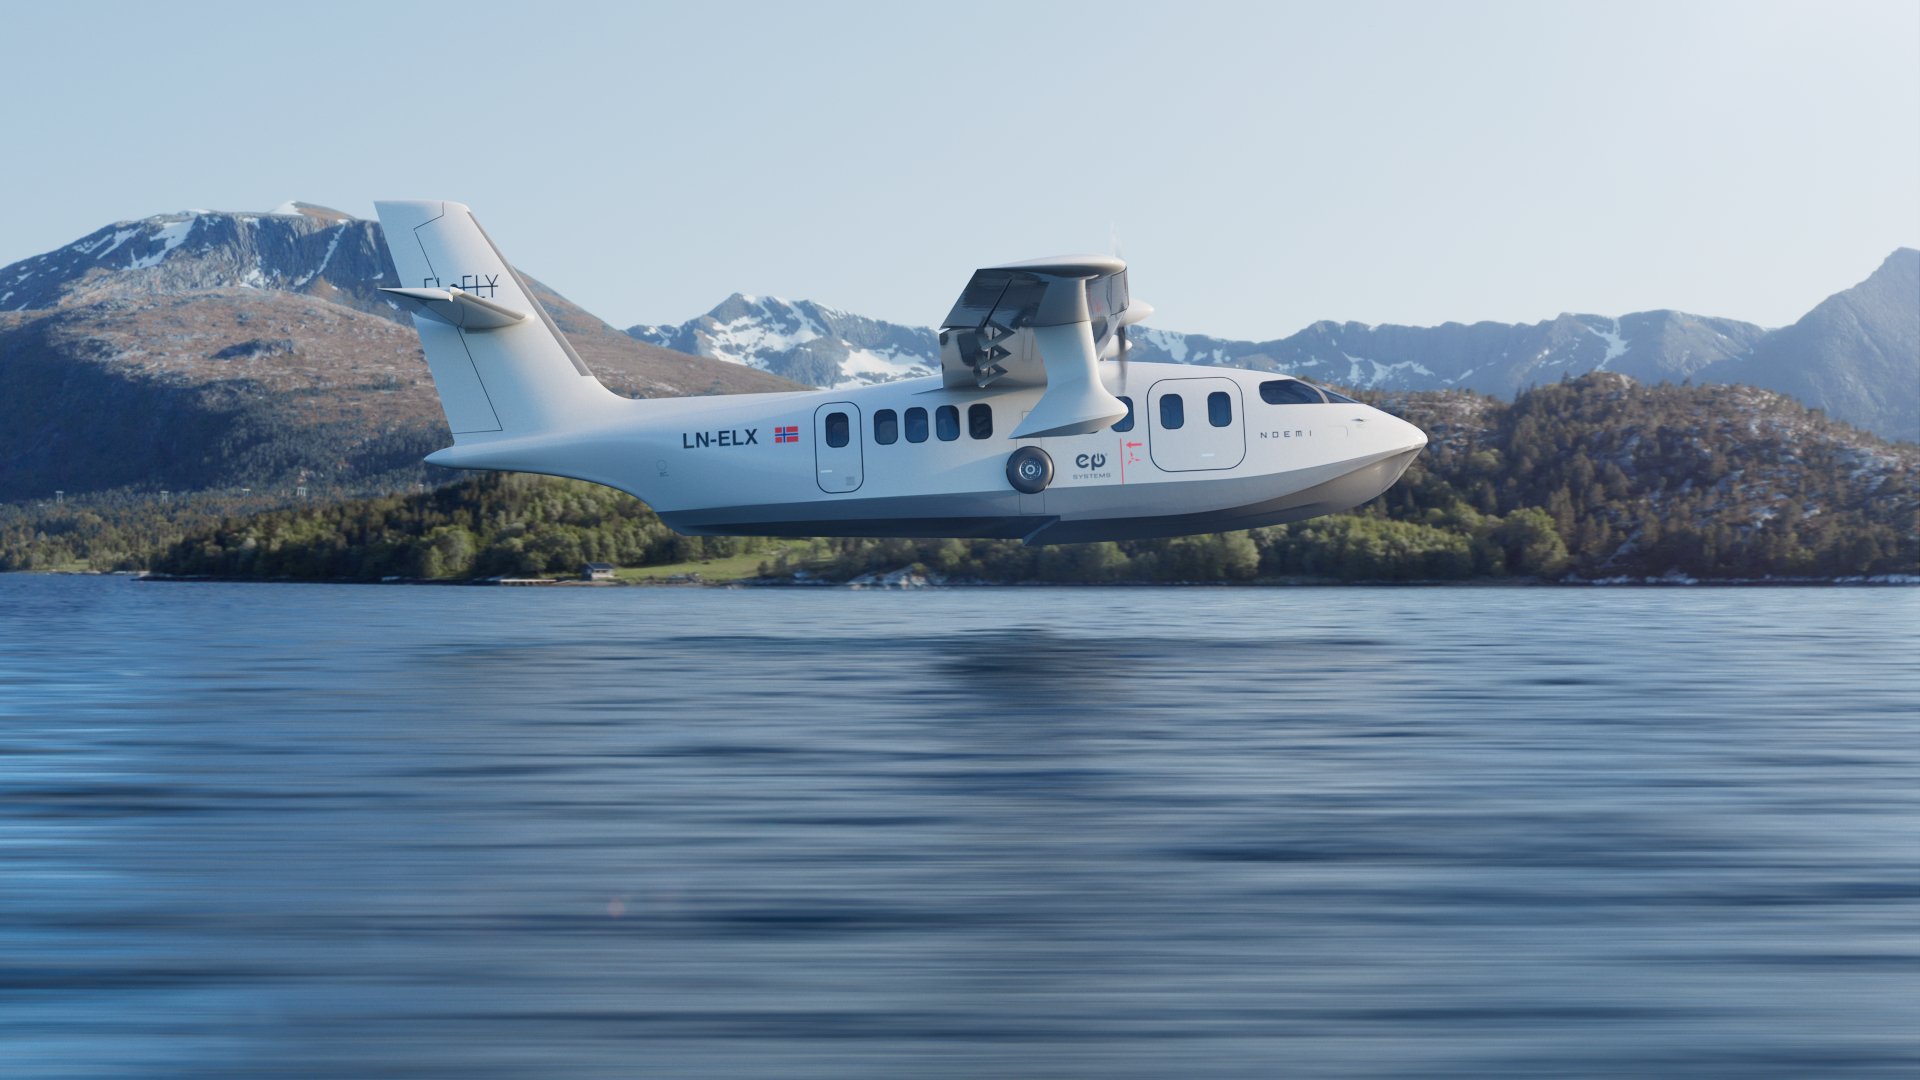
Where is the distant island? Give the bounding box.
[9,375,1913,585]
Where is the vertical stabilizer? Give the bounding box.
[374,200,618,441]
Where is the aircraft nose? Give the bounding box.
[1395,414,1429,453]
[1363,406,1426,454]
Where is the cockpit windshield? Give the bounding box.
[1259,379,1325,405]
[1259,379,1362,405]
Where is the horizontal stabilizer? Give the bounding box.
[379,286,528,330]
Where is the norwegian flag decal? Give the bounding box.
[775,424,800,444]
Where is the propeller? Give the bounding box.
[1111,224,1128,393]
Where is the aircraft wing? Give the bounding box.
[938,256,1142,439]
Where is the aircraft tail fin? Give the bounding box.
[374,200,619,442]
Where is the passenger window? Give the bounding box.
[1208,391,1232,427]
[1259,379,1325,405]
[1113,396,1134,432]
[968,402,993,440]
[936,404,960,441]
[874,408,898,445]
[1159,393,1184,430]
[825,411,849,448]
[905,407,928,443]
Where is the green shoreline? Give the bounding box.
[24,569,1908,588]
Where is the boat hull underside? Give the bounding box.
[660,447,1422,546]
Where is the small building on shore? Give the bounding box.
[581,563,617,582]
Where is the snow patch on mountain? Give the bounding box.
[128,218,195,269]
[294,229,344,287]
[90,227,143,261]
[842,344,934,382]
[1587,317,1629,369]
[1346,354,1435,386]
[1140,326,1189,362]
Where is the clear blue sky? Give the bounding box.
[3,1,1915,338]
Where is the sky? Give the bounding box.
[2,0,1916,339]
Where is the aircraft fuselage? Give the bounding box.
[428,360,1428,545]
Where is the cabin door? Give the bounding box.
[1148,377,1246,472]
[813,401,864,493]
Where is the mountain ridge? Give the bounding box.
[626,249,1917,441]
[1,204,1911,510]
[1729,248,1918,446]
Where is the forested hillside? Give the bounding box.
[99,375,1913,584]
[1363,375,1916,578]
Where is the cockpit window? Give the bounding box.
[1259,379,1325,405]
[1319,385,1360,404]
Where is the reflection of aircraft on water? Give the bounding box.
[374,201,1426,543]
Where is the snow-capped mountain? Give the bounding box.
[1,202,404,318]
[629,294,940,388]
[1125,310,1770,397]
[0,201,796,394]
[0,203,799,501]
[630,249,1918,442]
[630,299,1765,398]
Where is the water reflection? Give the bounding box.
[1,578,1916,1077]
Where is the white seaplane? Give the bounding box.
[374,201,1426,543]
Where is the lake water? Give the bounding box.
[2,575,1916,1078]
